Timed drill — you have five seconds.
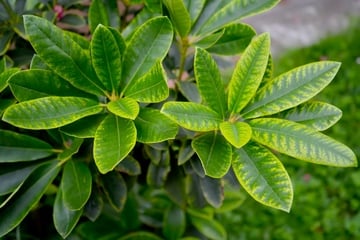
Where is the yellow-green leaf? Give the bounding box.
[220,121,251,148]
[107,98,139,120]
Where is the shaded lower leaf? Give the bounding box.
[200,176,224,208]
[61,160,92,210]
[115,156,141,176]
[147,162,171,188]
[163,205,186,240]
[0,130,54,162]
[220,121,252,148]
[0,68,20,92]
[84,186,104,222]
[161,102,222,131]
[232,142,293,212]
[164,169,187,207]
[94,115,137,174]
[57,137,84,161]
[53,188,83,239]
[102,171,127,212]
[192,132,232,178]
[2,96,103,129]
[280,101,342,131]
[250,118,357,167]
[134,107,178,143]
[119,231,163,240]
[0,161,60,237]
[60,114,107,138]
[0,99,15,116]
[189,214,227,240]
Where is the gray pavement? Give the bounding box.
[243,0,360,57]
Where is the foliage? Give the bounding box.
[219,21,360,240]
[0,1,357,239]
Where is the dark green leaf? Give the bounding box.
[94,115,137,174]
[195,47,227,118]
[0,130,54,162]
[60,114,107,138]
[53,188,83,238]
[8,70,93,101]
[61,160,92,210]
[84,186,103,222]
[232,142,293,212]
[163,205,186,240]
[183,0,206,23]
[206,23,256,55]
[23,15,106,96]
[200,176,224,208]
[0,99,15,116]
[61,14,86,26]
[0,161,60,237]
[57,137,83,161]
[91,24,122,94]
[0,68,20,93]
[192,132,232,178]
[189,214,227,240]
[88,0,110,33]
[134,107,178,143]
[121,17,173,91]
[250,118,358,167]
[3,97,103,129]
[228,33,270,114]
[177,81,201,103]
[243,61,341,118]
[119,232,163,240]
[161,102,222,131]
[102,171,127,211]
[164,169,187,207]
[178,140,195,165]
[115,156,141,176]
[163,0,191,37]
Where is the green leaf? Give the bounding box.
[115,156,141,176]
[30,54,50,70]
[0,161,60,237]
[83,187,103,222]
[177,81,201,103]
[53,188,83,239]
[243,61,341,118]
[61,160,92,210]
[124,62,169,103]
[0,68,20,93]
[8,70,93,101]
[121,16,173,91]
[0,130,54,162]
[194,29,224,49]
[147,161,171,187]
[0,99,15,116]
[183,0,206,23]
[189,214,227,240]
[64,30,90,50]
[91,24,122,94]
[232,142,293,212]
[194,47,227,118]
[200,176,224,208]
[161,102,222,131]
[107,98,139,120]
[57,137,84,161]
[280,101,342,131]
[249,118,358,167]
[60,114,107,138]
[163,0,191,37]
[134,107,178,143]
[23,15,105,96]
[107,27,126,54]
[119,232,163,240]
[3,96,103,129]
[206,23,256,55]
[228,33,270,114]
[192,132,232,178]
[88,0,110,33]
[102,171,127,211]
[0,163,39,195]
[163,205,186,240]
[196,0,280,35]
[220,121,252,148]
[94,115,137,174]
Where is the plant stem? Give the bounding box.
[177,37,189,82]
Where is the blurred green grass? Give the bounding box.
[221,21,360,240]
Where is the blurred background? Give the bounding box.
[221,0,360,239]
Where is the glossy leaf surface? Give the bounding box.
[0,161,60,237]
[219,121,252,148]
[163,205,186,240]
[184,0,206,23]
[0,130,53,162]
[88,0,110,33]
[228,33,270,114]
[200,177,224,208]
[53,188,83,239]
[94,115,137,173]
[195,47,227,118]
[61,160,92,210]
[243,61,341,118]
[281,101,342,131]
[91,24,122,94]
[163,0,191,37]
[121,17,173,91]
[190,214,227,240]
[60,114,107,138]
[107,98,139,120]
[250,118,357,167]
[232,143,293,212]
[3,97,103,129]
[24,15,105,96]
[161,102,222,131]
[0,68,19,92]
[134,108,178,143]
[192,132,232,178]
[102,171,127,211]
